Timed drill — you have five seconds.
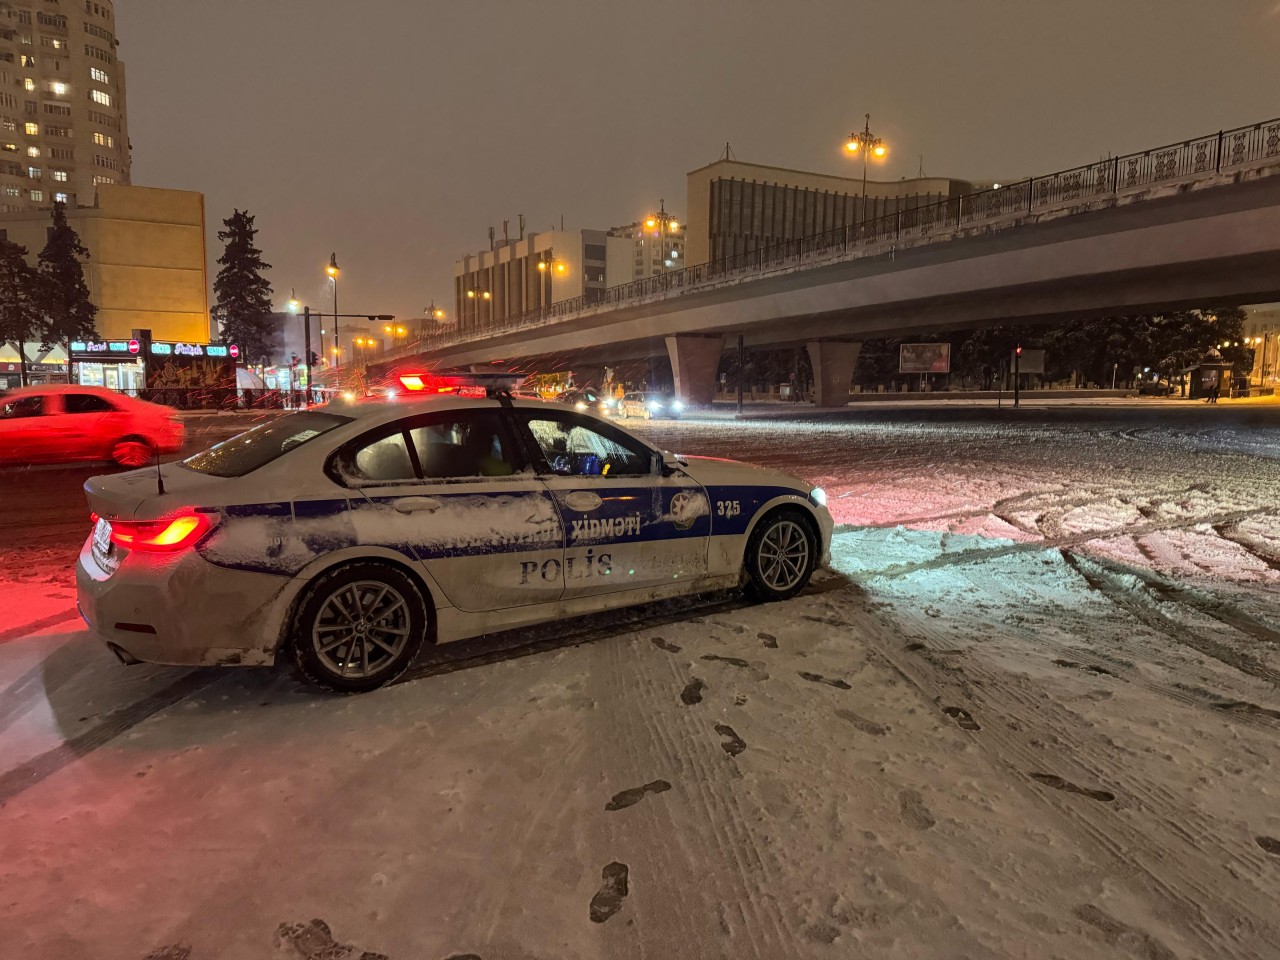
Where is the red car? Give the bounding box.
[0,385,184,467]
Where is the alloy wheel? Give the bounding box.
[757,519,811,592]
[311,579,412,680]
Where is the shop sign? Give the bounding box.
[206,345,229,357]
[150,343,172,355]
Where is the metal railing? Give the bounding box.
[392,114,1280,361]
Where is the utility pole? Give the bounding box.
[1014,344,1022,408]
[736,334,745,416]
[302,306,313,408]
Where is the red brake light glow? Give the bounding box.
[109,512,214,553]
[399,374,426,391]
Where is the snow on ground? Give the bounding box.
[1,410,1279,959]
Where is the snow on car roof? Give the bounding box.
[320,393,557,425]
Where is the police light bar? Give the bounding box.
[397,371,522,397]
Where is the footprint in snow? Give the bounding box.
[1053,658,1117,678]
[589,862,630,923]
[1073,904,1175,960]
[835,708,888,736]
[802,614,849,627]
[1029,773,1115,803]
[1255,836,1280,855]
[680,677,706,705]
[734,693,748,706]
[701,654,750,668]
[942,706,981,731]
[799,671,851,690]
[276,918,387,960]
[605,779,672,811]
[650,637,681,653]
[143,947,191,960]
[898,789,936,830]
[758,632,778,648]
[715,723,747,756]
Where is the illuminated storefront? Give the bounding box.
[70,339,240,399]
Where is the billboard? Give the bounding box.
[899,343,951,374]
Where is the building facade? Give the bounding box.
[0,184,209,390]
[0,0,130,214]
[605,215,686,286]
[684,159,974,265]
[454,228,609,333]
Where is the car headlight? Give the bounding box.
[810,487,828,508]
[648,401,661,411]
[672,400,685,411]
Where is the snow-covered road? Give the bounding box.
[2,409,1278,960]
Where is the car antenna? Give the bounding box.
[154,445,165,496]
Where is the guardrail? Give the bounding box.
[388,114,1280,362]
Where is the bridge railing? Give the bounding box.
[388,114,1280,361]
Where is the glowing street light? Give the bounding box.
[644,200,680,275]
[844,112,888,205]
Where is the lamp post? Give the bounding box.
[643,200,680,275]
[382,322,406,352]
[422,301,446,338]
[325,252,340,361]
[536,254,568,306]
[844,113,888,219]
[466,288,491,327]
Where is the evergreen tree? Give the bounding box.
[212,209,274,364]
[37,201,98,359]
[0,239,43,387]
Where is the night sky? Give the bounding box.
[116,0,1280,327]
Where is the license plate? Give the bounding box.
[92,518,116,572]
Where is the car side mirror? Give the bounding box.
[650,451,665,475]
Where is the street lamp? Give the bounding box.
[537,254,568,305]
[643,200,680,275]
[844,112,888,214]
[325,252,340,359]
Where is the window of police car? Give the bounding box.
[184,411,353,477]
[523,414,650,477]
[332,411,521,485]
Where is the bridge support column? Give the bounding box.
[806,340,860,407]
[666,335,724,406]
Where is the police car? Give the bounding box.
[76,375,833,692]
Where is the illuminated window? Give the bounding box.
[1,144,13,152]
[52,170,66,181]
[27,165,40,179]
[90,67,109,84]
[92,131,105,145]
[24,121,37,135]
[50,82,67,95]
[19,55,34,67]
[29,189,42,201]
[54,192,67,203]
[26,146,38,157]
[4,186,18,197]
[89,89,110,106]
[23,78,34,92]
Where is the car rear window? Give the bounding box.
[182,411,352,477]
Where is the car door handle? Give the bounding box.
[393,497,442,514]
[564,491,602,512]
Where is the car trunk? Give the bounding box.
[84,462,227,522]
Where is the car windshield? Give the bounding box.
[183,411,352,477]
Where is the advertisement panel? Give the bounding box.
[899,343,951,374]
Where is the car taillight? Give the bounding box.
[109,512,215,553]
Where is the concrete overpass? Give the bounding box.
[373,116,1280,404]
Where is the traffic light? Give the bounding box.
[1015,344,1023,357]
[309,351,319,367]
[290,353,300,368]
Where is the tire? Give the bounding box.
[743,509,817,602]
[112,436,154,467]
[291,562,429,693]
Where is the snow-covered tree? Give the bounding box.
[37,200,98,354]
[0,239,43,387]
[212,209,274,365]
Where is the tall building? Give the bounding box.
[684,159,974,265]
[0,0,130,214]
[454,228,609,333]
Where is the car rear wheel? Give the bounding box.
[291,562,428,693]
[112,436,154,467]
[743,509,816,602]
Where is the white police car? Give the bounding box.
[76,378,833,692]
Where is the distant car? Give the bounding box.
[77,390,832,692]
[617,391,685,420]
[1136,381,1176,397]
[0,385,183,467]
[558,388,615,417]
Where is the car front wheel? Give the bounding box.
[743,509,817,602]
[112,436,154,467]
[291,562,428,692]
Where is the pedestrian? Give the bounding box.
[1209,380,1220,404]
